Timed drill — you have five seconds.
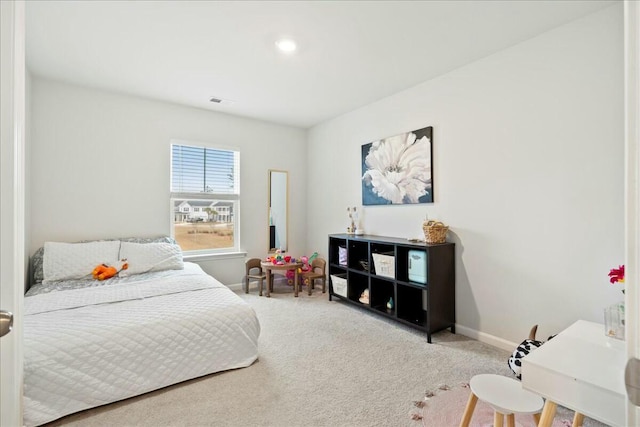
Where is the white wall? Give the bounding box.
[307,4,625,346]
[30,78,307,284]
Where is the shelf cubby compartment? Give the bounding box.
[346,271,369,305]
[329,265,347,276]
[329,237,348,268]
[370,243,395,278]
[396,246,428,285]
[348,239,370,272]
[396,284,427,328]
[370,278,395,315]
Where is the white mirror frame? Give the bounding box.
[268,170,288,253]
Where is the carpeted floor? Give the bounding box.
[45,281,607,427]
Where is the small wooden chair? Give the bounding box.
[245,258,266,296]
[300,258,326,296]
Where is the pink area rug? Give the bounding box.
[413,383,572,427]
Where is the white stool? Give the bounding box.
[459,374,544,427]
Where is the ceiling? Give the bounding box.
[26,1,616,129]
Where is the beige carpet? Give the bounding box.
[44,281,605,427]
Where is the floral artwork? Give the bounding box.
[361,126,433,205]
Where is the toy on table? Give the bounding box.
[262,251,320,286]
[92,259,128,281]
[298,252,318,274]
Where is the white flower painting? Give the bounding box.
[361,126,433,205]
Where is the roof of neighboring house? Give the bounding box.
[173,200,233,211]
[211,201,233,208]
[187,200,214,207]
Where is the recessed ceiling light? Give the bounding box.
[275,38,297,54]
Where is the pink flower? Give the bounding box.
[608,265,625,284]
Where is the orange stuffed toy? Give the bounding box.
[92,259,128,281]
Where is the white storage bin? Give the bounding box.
[331,274,348,298]
[372,253,395,279]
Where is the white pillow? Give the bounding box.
[119,242,184,276]
[43,241,121,282]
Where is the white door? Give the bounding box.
[625,1,640,425]
[0,1,26,426]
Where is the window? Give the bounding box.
[171,142,240,254]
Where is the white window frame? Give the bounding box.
[170,140,241,256]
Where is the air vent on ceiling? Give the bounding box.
[209,97,223,104]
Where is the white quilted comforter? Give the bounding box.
[23,262,260,426]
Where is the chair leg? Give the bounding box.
[494,412,504,427]
[321,277,326,293]
[258,279,263,296]
[308,278,312,295]
[245,277,249,294]
[459,392,478,427]
[572,412,585,427]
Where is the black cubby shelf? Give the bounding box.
[328,234,455,343]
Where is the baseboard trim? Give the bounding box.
[227,282,243,292]
[455,324,517,352]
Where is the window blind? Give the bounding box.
[171,144,239,194]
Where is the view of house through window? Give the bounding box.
[170,143,240,253]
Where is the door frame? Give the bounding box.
[0,1,26,426]
[625,0,640,425]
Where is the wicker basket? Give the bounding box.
[423,220,449,244]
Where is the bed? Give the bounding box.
[23,237,260,427]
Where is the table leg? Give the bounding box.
[537,400,557,427]
[572,412,584,427]
[266,268,271,298]
[459,392,478,427]
[494,412,504,427]
[294,269,299,297]
[506,413,515,427]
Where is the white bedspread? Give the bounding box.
[23,262,260,426]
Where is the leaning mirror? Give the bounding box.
[268,170,288,252]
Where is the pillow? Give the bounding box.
[30,236,176,286]
[507,338,543,380]
[119,242,183,276]
[43,241,121,282]
[31,246,45,285]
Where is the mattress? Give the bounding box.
[23,262,260,426]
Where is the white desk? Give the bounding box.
[521,320,626,427]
